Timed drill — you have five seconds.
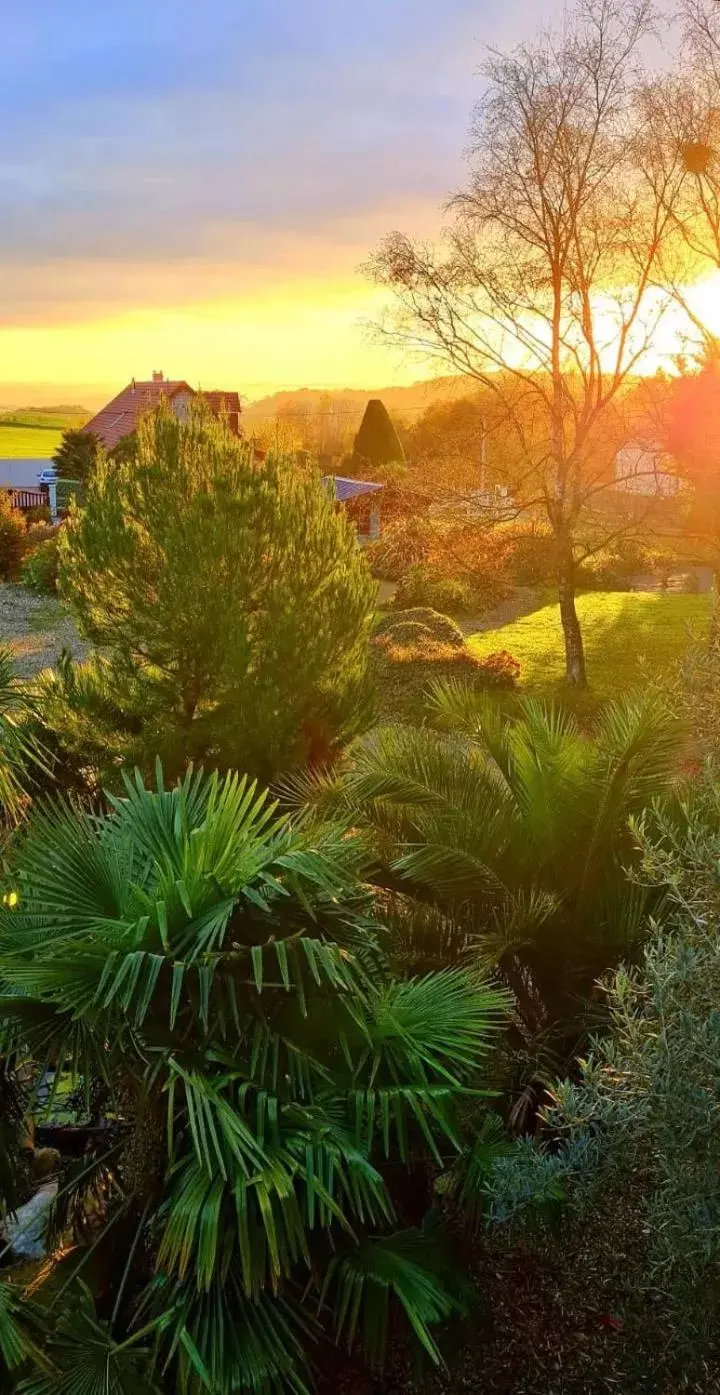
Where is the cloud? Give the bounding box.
[0,0,570,389]
[1,1,564,269]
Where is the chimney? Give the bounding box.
[152,370,164,383]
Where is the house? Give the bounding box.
[613,440,684,498]
[323,476,383,542]
[429,484,517,522]
[81,371,241,451]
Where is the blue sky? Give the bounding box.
[0,1,567,399]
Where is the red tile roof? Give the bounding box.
[82,377,241,451]
[203,390,241,436]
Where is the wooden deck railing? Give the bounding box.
[6,486,49,512]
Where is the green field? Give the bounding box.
[0,424,63,458]
[0,407,87,429]
[0,407,89,459]
[468,591,712,703]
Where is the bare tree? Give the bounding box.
[661,0,720,276]
[366,0,686,685]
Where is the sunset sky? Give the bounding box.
[1,0,575,407]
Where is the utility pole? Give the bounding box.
[479,418,487,494]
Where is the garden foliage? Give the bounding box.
[0,765,506,1392]
[57,406,376,783]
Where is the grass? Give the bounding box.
[0,424,63,458]
[467,591,712,707]
[26,598,66,634]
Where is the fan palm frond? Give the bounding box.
[0,762,494,1389]
[152,1270,312,1395]
[357,969,508,1085]
[16,1284,157,1395]
[438,1112,517,1231]
[0,1277,45,1379]
[322,1221,468,1369]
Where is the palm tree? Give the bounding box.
[289,685,683,1042]
[0,764,505,1394]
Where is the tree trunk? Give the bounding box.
[499,953,548,1039]
[556,542,587,687]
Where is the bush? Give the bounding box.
[23,504,52,526]
[376,619,436,649]
[371,642,485,722]
[374,607,466,649]
[576,538,680,591]
[0,766,505,1389]
[365,516,434,580]
[0,493,27,580]
[485,778,720,1370]
[475,649,521,688]
[371,629,518,723]
[52,426,99,482]
[25,521,57,547]
[19,534,60,595]
[351,397,405,469]
[496,521,557,586]
[394,565,477,613]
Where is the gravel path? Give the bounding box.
[0,583,89,678]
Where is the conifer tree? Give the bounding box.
[352,398,405,472]
[58,405,376,780]
[52,427,99,481]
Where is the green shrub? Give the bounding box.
[377,619,436,649]
[394,564,476,613]
[370,626,517,722]
[351,397,406,469]
[52,426,99,481]
[0,493,26,580]
[375,607,466,649]
[20,534,60,595]
[371,641,489,722]
[485,777,720,1369]
[576,538,679,591]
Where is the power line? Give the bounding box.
[242,403,439,420]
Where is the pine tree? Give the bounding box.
[52,428,99,481]
[58,404,377,782]
[352,398,405,472]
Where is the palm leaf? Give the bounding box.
[438,1113,517,1230]
[322,1221,467,1369]
[16,1283,158,1395]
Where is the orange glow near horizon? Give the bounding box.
[0,279,424,409]
[4,267,720,412]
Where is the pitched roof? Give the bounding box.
[203,390,241,417]
[82,378,193,451]
[324,476,383,503]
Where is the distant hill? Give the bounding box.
[0,407,90,430]
[242,377,473,425]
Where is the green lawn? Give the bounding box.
[0,424,63,458]
[468,591,712,705]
